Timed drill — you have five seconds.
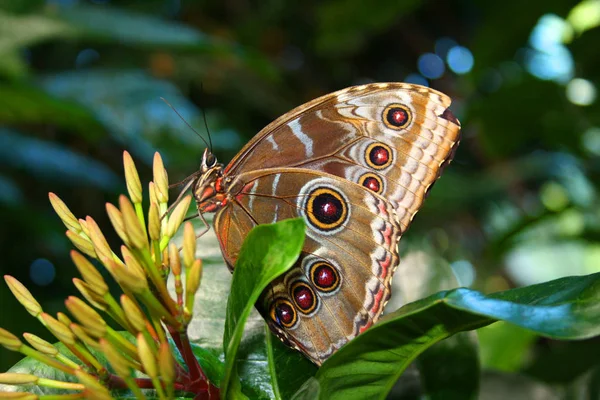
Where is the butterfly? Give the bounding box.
[189,83,461,366]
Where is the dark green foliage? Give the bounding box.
[3,221,599,399]
[2,0,600,398]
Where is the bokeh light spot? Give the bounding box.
[447,46,474,74]
[582,127,600,155]
[529,14,568,51]
[526,14,574,83]
[540,182,569,211]
[526,48,573,82]
[417,53,445,79]
[567,0,600,35]
[404,73,428,87]
[30,258,56,287]
[557,209,585,236]
[566,78,596,106]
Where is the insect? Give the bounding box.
[185,83,461,365]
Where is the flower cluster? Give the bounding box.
[0,152,218,399]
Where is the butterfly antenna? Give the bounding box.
[200,104,213,153]
[160,97,211,150]
[199,83,214,153]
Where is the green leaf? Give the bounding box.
[235,319,275,400]
[523,338,600,384]
[315,272,600,400]
[290,377,320,400]
[390,249,480,399]
[267,328,318,399]
[0,5,217,52]
[478,322,537,372]
[188,343,225,387]
[0,348,78,395]
[38,70,231,165]
[417,332,480,400]
[0,0,44,14]
[45,5,278,79]
[221,218,306,398]
[0,49,29,80]
[0,84,106,137]
[0,10,76,54]
[54,5,212,50]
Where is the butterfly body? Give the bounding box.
[192,83,461,365]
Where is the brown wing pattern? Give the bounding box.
[223,83,460,233]
[215,169,400,364]
[214,83,461,365]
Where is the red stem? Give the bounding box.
[167,326,206,383]
[133,378,188,391]
[169,326,184,351]
[175,359,190,382]
[179,332,206,382]
[194,383,220,400]
[106,373,219,398]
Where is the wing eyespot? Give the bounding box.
[383,103,412,129]
[365,142,393,170]
[305,187,348,231]
[270,299,297,328]
[309,261,341,293]
[358,173,384,194]
[291,281,319,315]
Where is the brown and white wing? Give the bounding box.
[223,83,461,233]
[215,83,461,365]
[215,169,401,365]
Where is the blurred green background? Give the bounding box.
[1,0,600,397]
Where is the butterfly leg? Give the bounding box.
[176,211,211,254]
[195,210,211,240]
[161,178,197,221]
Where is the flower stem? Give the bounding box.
[21,346,74,375]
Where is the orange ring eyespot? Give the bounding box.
[358,173,384,194]
[291,281,318,314]
[310,262,341,293]
[383,103,412,129]
[270,299,297,328]
[365,142,393,170]
[305,187,348,231]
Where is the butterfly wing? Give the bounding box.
[223,83,460,231]
[214,83,460,364]
[215,169,400,365]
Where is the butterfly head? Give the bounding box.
[193,148,226,213]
